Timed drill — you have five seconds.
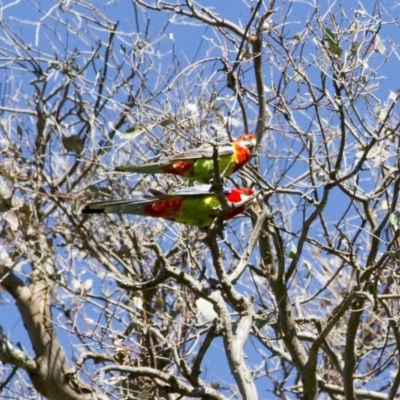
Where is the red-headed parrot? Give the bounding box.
[82,185,255,227]
[114,134,256,183]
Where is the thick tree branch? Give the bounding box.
[257,213,311,396]
[208,290,258,400]
[98,365,228,400]
[0,324,36,372]
[1,269,104,400]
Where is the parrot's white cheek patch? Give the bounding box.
[239,194,252,202]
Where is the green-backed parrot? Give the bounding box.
[82,185,255,227]
[115,134,256,183]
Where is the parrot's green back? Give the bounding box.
[183,155,235,182]
[174,194,221,226]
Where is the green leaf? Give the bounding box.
[84,186,112,199]
[137,384,152,400]
[285,243,297,259]
[231,319,238,335]
[62,135,83,153]
[285,251,297,259]
[121,125,147,137]
[323,27,342,57]
[254,314,270,330]
[160,118,176,127]
[350,41,358,56]
[16,125,23,139]
[241,47,251,60]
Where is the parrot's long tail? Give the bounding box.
[81,199,152,215]
[114,162,168,174]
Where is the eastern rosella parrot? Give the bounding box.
[82,185,255,227]
[114,134,256,183]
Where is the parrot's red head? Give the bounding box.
[223,187,255,221]
[226,187,255,203]
[235,134,257,151]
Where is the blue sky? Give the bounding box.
[2,0,400,398]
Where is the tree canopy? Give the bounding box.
[1,1,400,399]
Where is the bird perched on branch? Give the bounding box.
[82,185,255,227]
[114,134,256,183]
